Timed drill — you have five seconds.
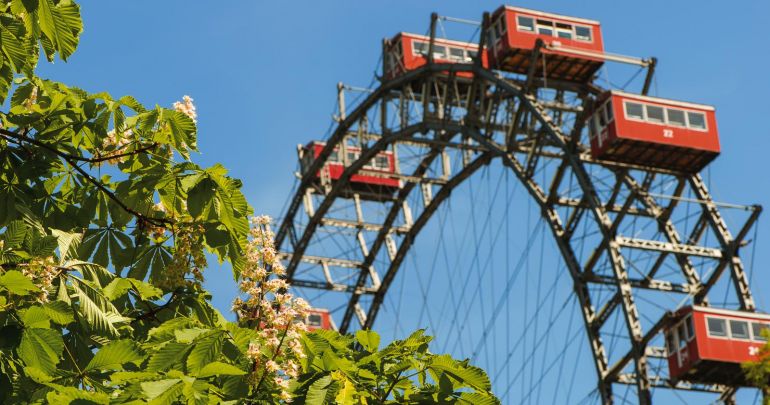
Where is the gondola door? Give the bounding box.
[675,320,691,369]
[666,314,695,373]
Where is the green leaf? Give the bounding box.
[129,244,172,282]
[110,371,158,384]
[211,179,249,238]
[181,294,223,328]
[78,228,132,269]
[44,300,74,325]
[142,378,182,400]
[45,385,110,404]
[25,231,58,258]
[356,330,380,352]
[0,270,38,294]
[24,366,54,383]
[37,0,82,61]
[101,278,132,300]
[218,374,248,400]
[20,306,50,328]
[334,378,357,405]
[399,329,432,349]
[146,342,191,372]
[186,331,224,374]
[181,379,209,405]
[128,277,163,300]
[197,361,246,378]
[458,392,500,405]
[187,177,216,219]
[0,19,30,72]
[203,224,229,248]
[306,374,336,405]
[174,327,208,343]
[70,276,131,337]
[321,349,355,373]
[224,323,258,354]
[56,275,71,304]
[118,95,146,113]
[51,229,82,263]
[0,64,12,103]
[147,317,199,342]
[85,340,144,372]
[428,354,492,392]
[163,109,196,150]
[2,220,27,247]
[68,260,115,287]
[19,327,63,374]
[104,277,163,301]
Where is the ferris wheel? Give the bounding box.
[276,6,764,404]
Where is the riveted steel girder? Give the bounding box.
[277,62,760,404]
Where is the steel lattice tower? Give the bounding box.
[275,13,762,404]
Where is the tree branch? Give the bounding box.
[87,142,159,163]
[381,369,405,402]
[132,290,178,322]
[0,127,157,164]
[0,128,173,227]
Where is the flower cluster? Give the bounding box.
[23,86,37,110]
[19,256,57,303]
[173,95,197,123]
[100,128,134,164]
[155,224,206,290]
[233,215,309,402]
[144,202,168,241]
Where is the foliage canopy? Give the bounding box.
[0,0,500,404]
[742,330,770,404]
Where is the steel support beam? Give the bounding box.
[688,174,758,310]
[362,153,492,327]
[457,123,615,403]
[276,63,759,404]
[339,122,465,332]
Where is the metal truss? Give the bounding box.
[275,58,761,403]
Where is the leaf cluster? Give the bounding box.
[742,329,770,404]
[0,0,82,102]
[0,262,259,404]
[0,1,259,402]
[0,74,251,272]
[291,329,500,404]
[0,1,502,404]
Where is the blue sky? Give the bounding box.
[39,1,770,402]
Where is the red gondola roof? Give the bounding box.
[392,32,481,48]
[688,305,770,321]
[607,90,715,112]
[305,141,393,153]
[499,6,600,25]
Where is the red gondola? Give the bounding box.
[487,6,604,83]
[587,91,720,173]
[665,306,770,385]
[300,141,400,201]
[305,308,336,332]
[383,32,487,80]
